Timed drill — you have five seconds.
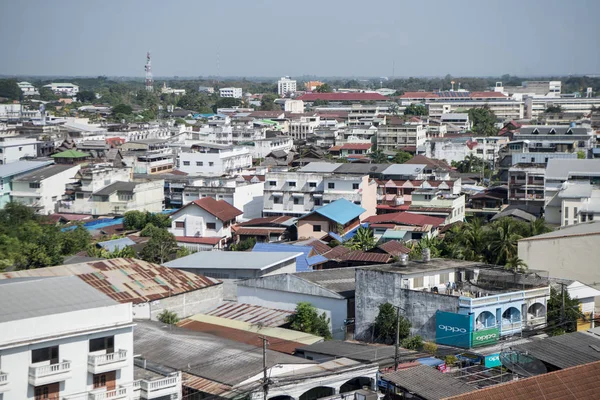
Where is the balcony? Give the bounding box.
[139,373,181,399]
[88,387,128,400]
[0,372,8,393]
[28,360,72,386]
[88,350,128,374]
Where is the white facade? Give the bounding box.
[43,83,79,96]
[427,100,524,120]
[284,100,304,114]
[289,115,320,140]
[11,164,80,215]
[410,191,466,224]
[422,136,508,164]
[250,137,294,159]
[17,82,38,96]
[377,122,426,152]
[170,204,235,240]
[219,88,243,99]
[178,146,252,176]
[277,77,297,96]
[0,138,38,165]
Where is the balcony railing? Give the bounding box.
[88,387,128,400]
[29,360,71,386]
[0,372,7,385]
[88,350,127,368]
[141,374,180,392]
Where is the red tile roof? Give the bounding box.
[339,251,391,263]
[405,155,451,171]
[321,245,352,259]
[317,112,349,119]
[377,240,411,256]
[341,143,372,150]
[444,361,600,400]
[302,239,333,255]
[399,92,441,99]
[205,302,294,327]
[175,236,222,245]
[298,92,388,102]
[185,197,243,222]
[365,212,445,227]
[328,145,342,152]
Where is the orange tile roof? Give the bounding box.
[178,197,243,222]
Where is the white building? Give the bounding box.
[427,100,524,120]
[11,164,80,215]
[0,138,38,165]
[422,136,508,165]
[289,114,320,140]
[178,144,252,176]
[0,276,135,400]
[17,82,38,96]
[376,121,426,152]
[277,77,297,96]
[284,99,304,114]
[43,83,79,96]
[219,87,243,99]
[409,189,466,224]
[439,113,471,130]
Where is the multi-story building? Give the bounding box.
[277,77,297,96]
[178,144,252,175]
[10,164,80,215]
[408,189,465,224]
[377,120,426,153]
[43,83,79,96]
[508,164,546,212]
[219,87,243,99]
[527,97,600,119]
[288,114,320,140]
[17,81,38,96]
[421,136,507,165]
[0,138,39,165]
[0,160,54,209]
[284,99,304,114]
[107,123,174,142]
[0,276,135,400]
[439,113,471,131]
[304,81,324,91]
[513,125,595,155]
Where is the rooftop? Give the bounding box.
[365,212,446,228]
[298,92,388,102]
[93,181,137,196]
[513,331,600,369]
[545,159,600,180]
[296,340,420,364]
[0,276,116,323]
[382,365,475,400]
[164,251,302,271]
[300,198,365,225]
[176,197,243,222]
[382,164,427,176]
[12,164,76,182]
[0,258,220,305]
[0,160,53,178]
[519,220,600,242]
[204,301,294,327]
[362,259,484,276]
[298,162,340,173]
[295,267,358,297]
[51,149,90,158]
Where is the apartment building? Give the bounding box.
[0,138,39,165]
[178,144,252,175]
[508,164,546,212]
[288,114,320,140]
[513,125,595,155]
[284,99,304,113]
[277,77,297,96]
[106,123,173,142]
[11,164,80,215]
[376,120,426,153]
[409,189,466,224]
[17,81,38,96]
[120,139,175,175]
[527,97,600,119]
[219,87,243,98]
[337,126,378,144]
[439,113,471,130]
[422,136,508,165]
[43,83,79,96]
[0,160,53,209]
[0,276,135,400]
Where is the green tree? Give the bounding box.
[287,302,332,339]
[76,90,96,103]
[175,246,192,258]
[527,218,553,237]
[392,151,413,164]
[423,341,438,355]
[373,303,411,344]
[312,99,329,106]
[39,87,58,101]
[347,227,377,251]
[547,287,581,335]
[259,94,280,111]
[212,97,241,113]
[315,83,332,93]
[505,255,528,273]
[157,310,180,325]
[488,218,523,265]
[468,107,499,136]
[87,244,137,259]
[140,227,179,264]
[403,104,428,116]
[176,93,207,111]
[230,237,256,251]
[60,225,92,255]
[577,150,586,159]
[0,79,21,100]
[145,211,171,229]
[112,103,133,115]
[401,335,424,350]
[123,210,147,230]
[369,149,388,164]
[544,105,562,113]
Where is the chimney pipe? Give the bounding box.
[422,248,431,263]
[399,253,408,266]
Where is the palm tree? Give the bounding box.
[527,218,553,237]
[460,218,488,261]
[369,149,388,164]
[347,227,377,251]
[489,218,523,265]
[505,255,528,273]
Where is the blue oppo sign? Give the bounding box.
[484,353,502,368]
[435,311,473,348]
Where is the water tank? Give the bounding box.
[399,253,409,266]
[422,248,431,262]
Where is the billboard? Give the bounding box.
[435,311,473,348]
[484,353,502,368]
[471,327,500,347]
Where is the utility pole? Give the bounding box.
[394,305,400,371]
[560,283,566,324]
[260,337,269,400]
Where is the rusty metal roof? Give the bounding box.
[182,373,236,398]
[0,258,221,304]
[205,302,293,327]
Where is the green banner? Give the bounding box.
[471,327,499,347]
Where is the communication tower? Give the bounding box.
[145,51,154,92]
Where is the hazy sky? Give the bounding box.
[1,0,599,78]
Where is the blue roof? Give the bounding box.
[252,243,313,272]
[305,199,365,225]
[327,232,344,243]
[0,160,53,179]
[417,357,444,367]
[307,254,328,266]
[97,237,136,252]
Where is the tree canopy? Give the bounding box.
[76,90,96,103]
[112,103,133,115]
[259,93,280,111]
[212,97,241,113]
[157,310,180,325]
[468,107,499,136]
[0,79,21,101]
[315,83,332,93]
[392,151,413,164]
[403,104,428,116]
[287,302,332,339]
[139,225,180,264]
[372,302,411,344]
[547,287,581,335]
[346,227,377,251]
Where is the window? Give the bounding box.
[93,374,107,389]
[273,196,282,204]
[196,161,203,166]
[32,346,59,364]
[309,182,317,188]
[175,221,185,228]
[294,197,303,205]
[269,181,277,186]
[564,207,569,218]
[288,181,296,187]
[183,161,190,166]
[352,183,359,190]
[413,276,424,288]
[206,222,216,230]
[76,193,84,199]
[313,225,322,232]
[89,336,114,353]
[439,272,450,283]
[574,208,578,219]
[29,182,41,189]
[328,183,335,189]
[354,201,361,205]
[314,198,321,206]
[118,193,133,201]
[209,162,214,166]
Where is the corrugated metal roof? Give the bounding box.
[205,302,293,327]
[0,160,54,178]
[164,251,301,271]
[97,237,136,252]
[306,199,365,225]
[383,365,474,400]
[0,258,220,305]
[182,373,236,398]
[252,243,313,272]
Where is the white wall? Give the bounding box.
[170,204,229,238]
[0,139,38,164]
[233,182,265,220]
[237,286,349,340]
[178,149,252,176]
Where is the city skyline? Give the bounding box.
[1,0,599,78]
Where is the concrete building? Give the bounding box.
[0,138,39,165]
[289,114,320,140]
[409,189,466,224]
[421,136,508,165]
[17,81,38,96]
[0,160,53,209]
[277,77,297,96]
[355,259,550,345]
[178,144,252,176]
[11,163,80,215]
[513,125,595,155]
[544,182,600,227]
[519,221,600,294]
[284,99,304,114]
[440,113,471,130]
[0,276,135,400]
[169,197,243,249]
[219,87,243,99]
[528,97,600,119]
[43,83,79,96]
[376,120,426,153]
[297,198,365,240]
[508,164,546,213]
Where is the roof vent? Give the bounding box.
[422,247,431,263]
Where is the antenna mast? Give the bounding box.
[145,51,154,92]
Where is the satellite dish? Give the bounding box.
[499,350,547,377]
